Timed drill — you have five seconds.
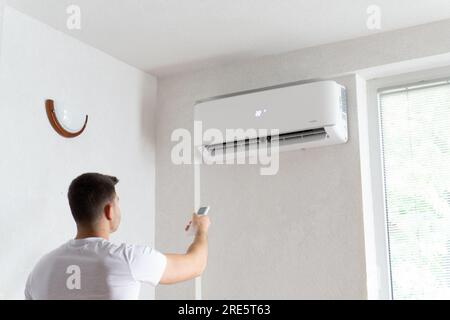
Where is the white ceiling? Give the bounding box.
[6,0,450,76]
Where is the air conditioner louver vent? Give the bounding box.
[205,127,327,155]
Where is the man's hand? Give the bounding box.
[186,212,211,235]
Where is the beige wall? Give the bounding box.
[156,73,365,299]
[155,18,450,299]
[199,74,366,299]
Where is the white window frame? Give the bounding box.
[363,66,450,300]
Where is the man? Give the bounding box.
[25,173,210,299]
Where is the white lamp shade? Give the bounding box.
[53,103,86,133]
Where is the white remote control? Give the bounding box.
[187,206,210,236]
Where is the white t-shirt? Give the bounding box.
[24,237,167,300]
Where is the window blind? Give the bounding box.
[379,79,450,299]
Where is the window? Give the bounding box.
[379,79,450,299]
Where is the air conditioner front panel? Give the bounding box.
[194,80,342,145]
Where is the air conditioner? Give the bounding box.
[194,80,348,158]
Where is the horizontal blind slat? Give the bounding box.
[380,81,450,300]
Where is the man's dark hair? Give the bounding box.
[68,173,119,225]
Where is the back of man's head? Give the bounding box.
[68,173,119,226]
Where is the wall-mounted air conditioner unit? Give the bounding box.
[194,80,348,158]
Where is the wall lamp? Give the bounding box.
[45,99,88,138]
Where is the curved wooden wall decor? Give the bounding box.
[45,99,88,138]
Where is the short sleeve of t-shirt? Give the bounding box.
[24,273,33,300]
[127,245,167,286]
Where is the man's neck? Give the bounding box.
[75,228,110,240]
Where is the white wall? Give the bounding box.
[0,0,5,53]
[0,7,158,299]
[155,19,450,299]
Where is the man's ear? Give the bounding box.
[104,203,113,221]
